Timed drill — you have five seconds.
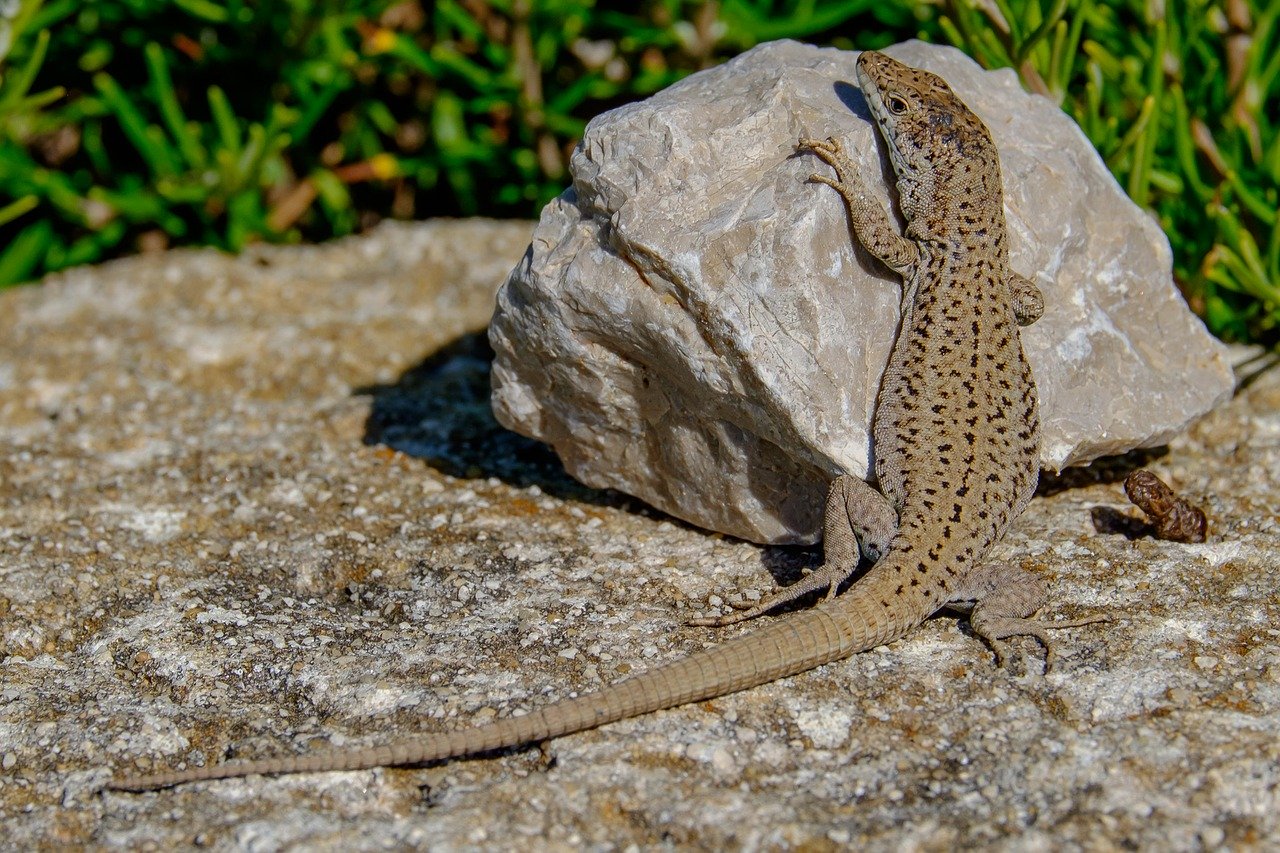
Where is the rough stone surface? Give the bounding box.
[490,39,1234,544]
[2,219,1278,850]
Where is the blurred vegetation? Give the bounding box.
[937,0,1278,344]
[0,0,1275,343]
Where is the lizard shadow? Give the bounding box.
[789,81,908,284]
[834,80,902,216]
[834,80,873,123]
[756,542,823,589]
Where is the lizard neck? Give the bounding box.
[898,147,1007,251]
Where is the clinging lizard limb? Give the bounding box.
[107,51,1097,793]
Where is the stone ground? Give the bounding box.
[0,219,1277,851]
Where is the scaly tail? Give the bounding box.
[108,566,925,792]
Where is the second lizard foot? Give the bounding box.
[972,612,1111,673]
[688,562,856,628]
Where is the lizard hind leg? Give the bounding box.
[689,475,898,628]
[952,561,1107,672]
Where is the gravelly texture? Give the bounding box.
[1,219,1277,850]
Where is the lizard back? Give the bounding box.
[858,51,1041,613]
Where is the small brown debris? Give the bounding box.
[1123,469,1208,543]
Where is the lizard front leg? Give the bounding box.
[690,475,898,627]
[798,136,920,275]
[1007,271,1044,326]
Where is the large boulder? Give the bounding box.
[489,40,1233,544]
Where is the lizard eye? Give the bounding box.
[886,95,909,115]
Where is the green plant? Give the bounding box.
[1,1,65,283]
[0,0,407,286]
[1,1,1274,345]
[935,0,1278,342]
[1,1,928,290]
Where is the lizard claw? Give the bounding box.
[797,135,842,155]
[797,136,868,199]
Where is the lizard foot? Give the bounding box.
[688,562,855,628]
[796,136,857,187]
[972,613,1110,673]
[1008,271,1045,326]
[952,561,1109,673]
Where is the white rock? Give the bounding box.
[489,40,1234,544]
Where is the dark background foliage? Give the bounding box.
[1,1,1275,342]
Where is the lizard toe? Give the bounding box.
[972,614,1108,673]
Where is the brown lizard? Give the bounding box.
[108,50,1097,792]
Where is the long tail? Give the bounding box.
[108,567,924,791]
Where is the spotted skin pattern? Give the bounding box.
[107,51,1096,793]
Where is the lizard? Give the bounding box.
[107,50,1098,793]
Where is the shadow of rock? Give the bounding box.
[357,330,827,590]
[1037,446,1168,497]
[356,331,611,506]
[357,331,747,534]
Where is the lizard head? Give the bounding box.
[855,50,999,223]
